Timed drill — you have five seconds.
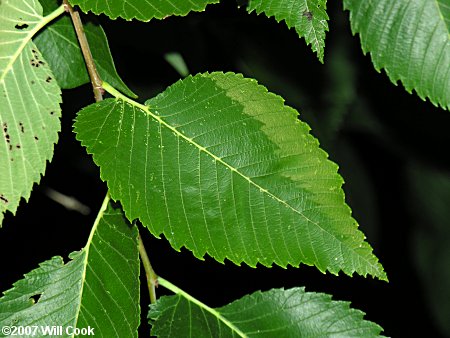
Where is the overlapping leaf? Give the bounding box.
[35,0,136,96]
[149,286,384,337]
[75,72,386,280]
[344,0,450,110]
[68,0,220,21]
[247,0,329,62]
[0,0,62,225]
[0,202,140,337]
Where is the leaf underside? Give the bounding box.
[0,203,140,337]
[35,0,136,97]
[247,0,329,62]
[75,72,386,280]
[344,0,450,110]
[149,287,384,337]
[0,0,61,225]
[68,0,220,21]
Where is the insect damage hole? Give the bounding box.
[0,194,8,204]
[30,293,42,303]
[302,11,313,21]
[15,23,29,30]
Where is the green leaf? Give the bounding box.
[149,280,384,337]
[344,0,450,110]
[34,0,136,97]
[164,52,190,77]
[68,0,220,22]
[0,0,63,225]
[75,72,386,280]
[0,201,140,337]
[247,0,329,62]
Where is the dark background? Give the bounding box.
[2,1,450,337]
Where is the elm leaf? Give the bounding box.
[0,0,63,225]
[0,201,140,337]
[35,0,136,97]
[149,280,384,337]
[68,0,220,22]
[344,0,450,110]
[247,0,329,62]
[74,72,386,280]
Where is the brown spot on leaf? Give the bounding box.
[19,122,24,133]
[303,10,313,21]
[34,136,39,141]
[2,122,11,146]
[46,76,52,83]
[16,144,20,149]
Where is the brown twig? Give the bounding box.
[63,0,103,102]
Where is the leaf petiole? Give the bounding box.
[157,277,248,338]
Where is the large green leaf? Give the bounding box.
[75,72,386,280]
[0,201,140,337]
[0,0,63,225]
[344,0,450,110]
[149,280,384,337]
[34,0,136,97]
[68,0,220,21]
[247,0,329,62]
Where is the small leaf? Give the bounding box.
[344,0,450,110]
[164,52,190,77]
[35,0,136,97]
[0,0,62,225]
[75,72,386,280]
[247,0,329,62]
[149,284,384,337]
[0,202,140,337]
[68,0,220,22]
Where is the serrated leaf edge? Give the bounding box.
[81,79,386,281]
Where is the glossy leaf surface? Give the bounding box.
[0,0,62,225]
[75,72,386,279]
[247,0,329,62]
[344,0,450,110]
[0,202,140,337]
[149,286,384,337]
[68,0,220,21]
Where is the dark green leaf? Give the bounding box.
[0,0,62,225]
[149,285,384,337]
[68,0,220,21]
[0,202,140,337]
[247,0,329,62]
[344,0,450,110]
[35,0,136,97]
[75,72,386,280]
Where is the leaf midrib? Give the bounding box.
[0,4,65,83]
[102,82,382,274]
